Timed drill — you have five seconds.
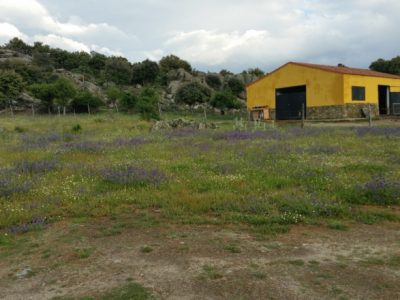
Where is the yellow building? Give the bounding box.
[246,62,400,120]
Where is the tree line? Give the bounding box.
[0,38,264,118]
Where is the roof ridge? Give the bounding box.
[247,61,400,88]
[289,61,400,79]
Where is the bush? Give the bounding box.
[175,82,211,106]
[131,59,160,85]
[205,74,222,90]
[119,92,137,112]
[72,124,82,133]
[70,91,103,113]
[0,70,24,108]
[210,90,242,114]
[226,77,245,96]
[136,88,160,120]
[159,55,192,73]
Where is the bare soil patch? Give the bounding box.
[1,218,399,300]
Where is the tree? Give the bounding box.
[4,38,32,55]
[0,70,24,109]
[106,86,123,110]
[226,77,245,96]
[370,56,400,75]
[53,78,76,115]
[136,88,160,120]
[159,55,192,73]
[210,90,242,115]
[248,68,265,77]
[29,83,57,113]
[104,56,132,85]
[0,60,47,85]
[175,82,211,107]
[131,59,160,85]
[205,74,222,90]
[119,91,137,112]
[88,52,107,74]
[32,42,51,53]
[70,90,103,113]
[32,51,52,70]
[220,69,233,76]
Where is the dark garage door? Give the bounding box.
[276,85,306,120]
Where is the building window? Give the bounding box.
[352,86,365,101]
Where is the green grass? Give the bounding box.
[327,221,348,231]
[200,264,224,280]
[140,245,153,253]
[74,247,95,259]
[0,114,399,239]
[223,242,241,253]
[288,259,305,266]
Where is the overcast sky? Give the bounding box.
[0,0,399,72]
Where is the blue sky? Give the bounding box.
[0,0,399,72]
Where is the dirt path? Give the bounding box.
[1,220,399,300]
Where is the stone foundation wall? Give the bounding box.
[344,104,379,119]
[261,104,379,120]
[307,105,346,120]
[307,104,379,120]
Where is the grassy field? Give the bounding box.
[0,114,399,299]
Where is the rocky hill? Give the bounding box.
[0,38,264,114]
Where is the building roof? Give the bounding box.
[291,62,400,79]
[247,62,400,88]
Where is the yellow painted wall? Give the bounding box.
[247,63,344,109]
[343,75,400,104]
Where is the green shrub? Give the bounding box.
[327,221,348,231]
[210,90,242,114]
[70,91,103,113]
[226,77,245,96]
[175,82,211,107]
[71,124,82,133]
[136,88,160,120]
[205,74,222,90]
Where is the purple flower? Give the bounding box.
[63,141,104,152]
[363,176,400,205]
[355,127,400,138]
[112,137,149,147]
[100,165,167,186]
[0,170,32,197]
[14,159,58,174]
[8,216,47,235]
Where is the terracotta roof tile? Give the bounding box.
[247,62,400,88]
[291,62,400,79]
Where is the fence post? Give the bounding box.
[301,104,305,128]
[10,104,14,117]
[31,104,35,117]
[368,104,373,127]
[203,105,207,123]
[87,103,91,115]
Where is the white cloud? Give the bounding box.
[33,34,90,52]
[0,0,129,57]
[0,22,26,43]
[1,0,400,71]
[0,0,125,37]
[152,1,400,71]
[90,45,124,57]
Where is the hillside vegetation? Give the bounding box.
[0,38,265,117]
